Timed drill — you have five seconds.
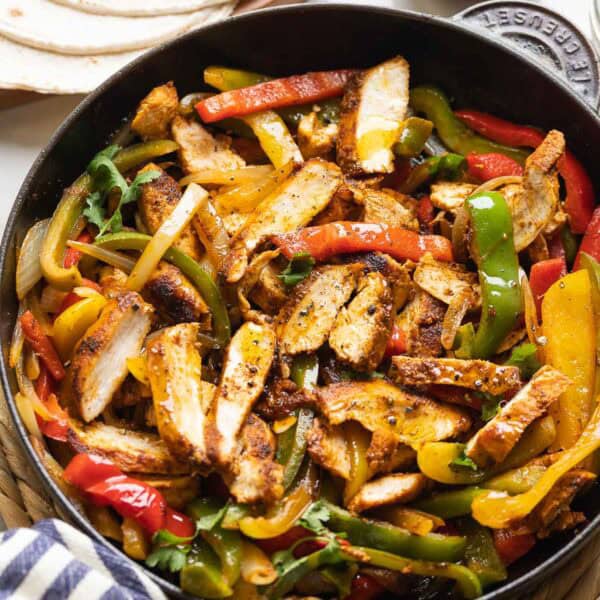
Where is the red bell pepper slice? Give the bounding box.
[344,573,386,600]
[64,453,194,537]
[272,222,453,263]
[416,195,434,231]
[465,152,523,182]
[384,324,408,357]
[196,69,357,123]
[529,258,567,313]
[86,477,167,534]
[63,231,93,268]
[33,366,69,441]
[20,310,65,381]
[575,206,600,270]
[455,109,595,233]
[493,529,536,566]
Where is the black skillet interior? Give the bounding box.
[2,4,600,599]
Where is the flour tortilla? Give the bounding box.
[0,0,232,56]
[50,0,226,17]
[0,3,233,93]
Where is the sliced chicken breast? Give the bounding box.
[347,473,428,513]
[131,82,179,141]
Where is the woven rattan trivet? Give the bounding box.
[0,386,599,599]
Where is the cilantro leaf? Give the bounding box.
[505,343,541,379]
[146,546,188,573]
[152,528,195,546]
[195,503,228,532]
[82,191,106,230]
[83,144,160,236]
[298,501,331,536]
[480,394,501,422]
[450,450,480,472]
[279,252,315,287]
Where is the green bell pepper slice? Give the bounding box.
[457,519,507,588]
[465,191,522,358]
[95,231,231,345]
[180,541,233,598]
[40,140,178,291]
[318,500,466,562]
[393,116,434,158]
[352,547,482,599]
[415,487,487,519]
[277,355,319,490]
[410,86,528,164]
[398,152,465,193]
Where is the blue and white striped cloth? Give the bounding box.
[0,520,165,600]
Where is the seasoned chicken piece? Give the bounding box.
[329,271,394,371]
[399,289,446,357]
[507,130,565,251]
[278,264,360,356]
[366,429,416,476]
[306,417,351,479]
[255,379,306,420]
[131,82,179,141]
[413,254,480,307]
[466,365,571,466]
[347,473,427,513]
[146,324,214,467]
[315,380,471,449]
[171,115,245,175]
[226,414,284,504]
[71,292,153,422]
[298,111,338,160]
[224,159,343,283]
[337,57,410,176]
[98,266,128,298]
[311,184,362,226]
[208,321,277,466]
[389,356,521,395]
[355,187,418,230]
[144,262,211,328]
[430,182,477,212]
[68,420,187,474]
[249,261,288,314]
[138,163,202,261]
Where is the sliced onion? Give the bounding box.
[15,392,43,440]
[67,240,136,272]
[15,355,51,422]
[473,175,523,194]
[24,347,40,381]
[127,183,207,291]
[27,289,53,336]
[134,211,149,235]
[9,302,26,369]
[180,165,274,187]
[16,219,50,300]
[240,541,277,585]
[39,285,68,314]
[72,286,101,298]
[193,195,231,274]
[441,293,471,350]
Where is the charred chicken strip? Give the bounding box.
[146,323,214,467]
[131,82,179,141]
[306,417,351,479]
[71,292,153,422]
[389,356,521,395]
[329,271,394,371]
[209,321,277,466]
[315,380,471,449]
[347,473,428,513]
[278,264,360,356]
[466,365,571,466]
[68,420,188,474]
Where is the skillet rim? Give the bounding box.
[2,3,600,598]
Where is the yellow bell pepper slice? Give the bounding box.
[126,356,149,386]
[472,403,600,529]
[542,270,596,450]
[239,484,312,539]
[52,294,107,360]
[242,111,303,168]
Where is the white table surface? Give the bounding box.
[0,0,593,532]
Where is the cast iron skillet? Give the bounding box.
[2,2,600,598]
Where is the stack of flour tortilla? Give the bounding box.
[0,0,239,94]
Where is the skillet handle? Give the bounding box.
[453,0,600,110]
